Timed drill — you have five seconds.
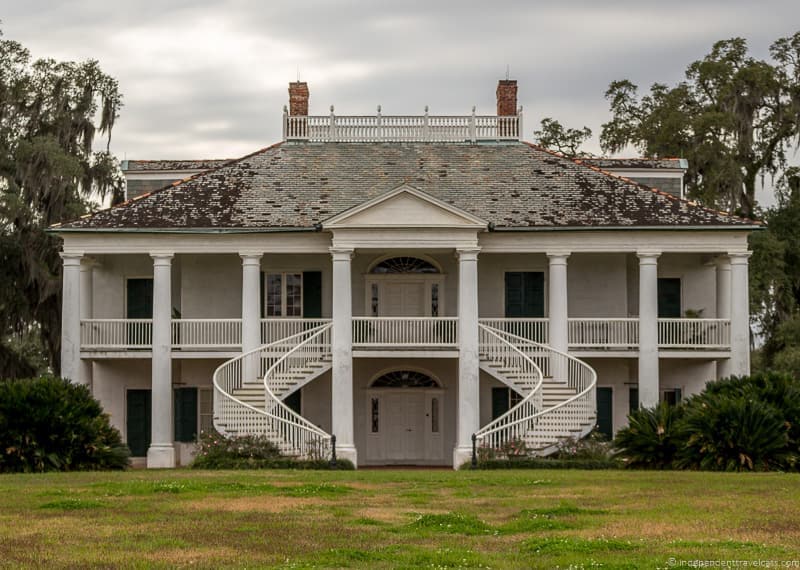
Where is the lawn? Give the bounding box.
[0,469,798,569]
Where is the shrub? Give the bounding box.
[553,430,613,461]
[464,457,620,470]
[613,402,685,469]
[677,392,794,471]
[190,429,352,470]
[0,376,129,472]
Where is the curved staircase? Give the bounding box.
[477,324,597,456]
[212,323,334,458]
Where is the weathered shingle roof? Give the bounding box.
[58,142,753,231]
[122,159,234,172]
[580,157,687,170]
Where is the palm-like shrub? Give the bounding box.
[677,393,793,471]
[613,402,684,469]
[0,376,129,472]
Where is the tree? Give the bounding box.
[0,30,123,377]
[600,33,800,218]
[533,117,593,157]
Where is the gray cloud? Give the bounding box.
[2,0,798,171]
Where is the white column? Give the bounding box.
[60,253,82,383]
[715,256,733,379]
[241,253,263,382]
[454,247,480,468]
[729,252,752,377]
[147,253,175,468]
[547,253,570,378]
[330,248,356,465]
[637,252,660,408]
[79,258,94,388]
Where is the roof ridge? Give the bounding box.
[522,141,759,226]
[51,142,284,229]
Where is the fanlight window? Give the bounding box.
[370,257,439,274]
[371,370,440,388]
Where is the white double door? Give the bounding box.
[366,389,444,464]
[381,281,426,316]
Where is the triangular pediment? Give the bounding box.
[322,184,487,229]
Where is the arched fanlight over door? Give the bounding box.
[370,257,440,274]
[370,370,441,388]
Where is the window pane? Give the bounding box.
[267,274,282,317]
[371,283,379,316]
[286,274,302,317]
[371,398,380,433]
[431,397,439,433]
[431,283,439,317]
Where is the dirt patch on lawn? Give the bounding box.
[184,496,314,513]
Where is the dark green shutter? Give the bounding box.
[657,278,681,318]
[596,387,613,440]
[127,278,154,318]
[505,272,544,318]
[174,388,198,442]
[629,387,639,414]
[491,387,510,420]
[126,390,151,456]
[284,389,302,415]
[302,271,323,318]
[260,271,266,318]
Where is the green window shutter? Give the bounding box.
[596,387,613,440]
[126,390,151,456]
[629,387,639,414]
[491,387,510,420]
[127,278,153,318]
[302,271,323,318]
[504,272,544,318]
[284,389,302,415]
[657,278,681,318]
[174,388,198,442]
[260,271,265,318]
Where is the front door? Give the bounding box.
[384,392,425,460]
[596,387,613,440]
[382,281,426,316]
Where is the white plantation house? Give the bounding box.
[52,80,757,469]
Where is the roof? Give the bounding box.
[57,142,754,231]
[580,157,688,170]
[121,159,234,172]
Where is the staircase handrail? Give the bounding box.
[474,324,545,442]
[212,324,332,447]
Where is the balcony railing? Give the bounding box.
[284,110,522,143]
[79,317,731,352]
[353,317,458,348]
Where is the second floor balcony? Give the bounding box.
[79,316,731,355]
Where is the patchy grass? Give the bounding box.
[0,469,799,568]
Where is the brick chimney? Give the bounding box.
[496,79,518,116]
[288,81,309,116]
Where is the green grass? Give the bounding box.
[0,469,799,568]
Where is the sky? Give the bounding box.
[2,0,799,183]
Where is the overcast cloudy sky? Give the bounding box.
[2,0,799,164]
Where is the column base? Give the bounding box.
[335,444,358,468]
[452,446,473,470]
[146,444,176,469]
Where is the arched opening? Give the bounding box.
[370,370,440,388]
[369,256,441,274]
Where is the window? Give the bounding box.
[174,388,198,443]
[491,387,523,420]
[505,272,545,318]
[371,397,380,433]
[431,283,440,317]
[370,257,439,274]
[371,370,440,388]
[431,397,440,433]
[629,387,639,415]
[663,388,683,407]
[657,278,681,318]
[266,273,303,317]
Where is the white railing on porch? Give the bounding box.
[658,318,731,349]
[80,319,153,349]
[568,318,639,349]
[171,319,241,349]
[352,317,458,348]
[261,319,331,345]
[478,318,549,344]
[284,111,522,143]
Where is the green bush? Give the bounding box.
[0,376,129,472]
[190,429,353,470]
[463,458,620,470]
[552,430,613,461]
[613,402,685,469]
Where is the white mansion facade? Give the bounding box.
[53,80,756,468]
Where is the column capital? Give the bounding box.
[728,251,752,264]
[239,252,263,265]
[150,253,174,265]
[330,247,354,261]
[637,251,661,263]
[456,247,481,261]
[80,256,99,271]
[714,255,732,269]
[546,252,570,264]
[60,252,84,266]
